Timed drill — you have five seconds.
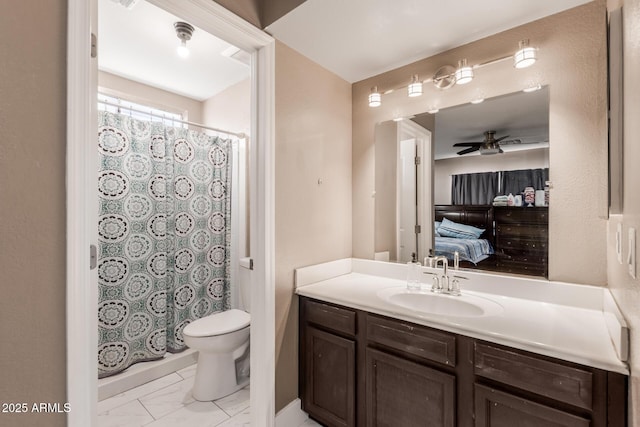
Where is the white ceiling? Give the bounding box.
[98,0,250,101]
[267,0,591,83]
[422,87,550,160]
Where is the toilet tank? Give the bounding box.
[238,257,252,313]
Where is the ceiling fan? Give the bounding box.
[453,130,529,155]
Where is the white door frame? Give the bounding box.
[395,120,433,263]
[66,1,275,425]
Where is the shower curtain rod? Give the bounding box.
[98,99,247,139]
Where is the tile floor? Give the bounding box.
[97,364,322,427]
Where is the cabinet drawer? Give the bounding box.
[494,207,548,224]
[367,314,456,366]
[495,260,547,276]
[496,236,547,252]
[496,224,548,238]
[304,299,356,337]
[474,343,594,410]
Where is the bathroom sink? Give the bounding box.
[377,287,503,318]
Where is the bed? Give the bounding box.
[434,205,495,267]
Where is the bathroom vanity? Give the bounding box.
[295,259,629,427]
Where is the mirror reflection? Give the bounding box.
[374,87,550,277]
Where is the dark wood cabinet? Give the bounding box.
[299,296,627,427]
[494,207,548,277]
[300,299,357,427]
[475,384,591,427]
[366,347,455,426]
[303,326,356,427]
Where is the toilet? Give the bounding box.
[183,260,251,401]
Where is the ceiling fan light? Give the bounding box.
[368,86,381,107]
[408,74,422,97]
[455,59,474,85]
[480,144,500,155]
[514,39,537,69]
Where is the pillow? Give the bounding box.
[438,217,484,239]
[434,221,442,236]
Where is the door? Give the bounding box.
[398,138,417,262]
[474,385,590,427]
[366,348,455,427]
[396,120,432,263]
[303,326,356,427]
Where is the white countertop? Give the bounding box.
[295,259,629,375]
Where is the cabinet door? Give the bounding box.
[366,348,455,427]
[475,385,590,427]
[304,326,356,427]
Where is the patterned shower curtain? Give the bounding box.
[96,111,232,378]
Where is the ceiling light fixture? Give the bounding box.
[368,86,381,107]
[470,98,485,104]
[514,39,537,69]
[408,74,423,97]
[174,21,195,59]
[454,59,474,85]
[427,108,439,114]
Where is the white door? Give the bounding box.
[398,138,417,262]
[396,120,432,264]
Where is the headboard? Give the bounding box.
[434,205,494,245]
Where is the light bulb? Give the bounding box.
[177,40,189,58]
[455,59,474,85]
[408,75,422,97]
[514,39,537,69]
[368,86,381,107]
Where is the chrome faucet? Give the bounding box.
[434,256,449,293]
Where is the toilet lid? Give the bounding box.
[183,309,250,337]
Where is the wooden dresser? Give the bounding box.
[494,206,548,277]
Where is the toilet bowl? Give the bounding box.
[183,309,250,401]
[183,259,252,401]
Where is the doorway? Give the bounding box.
[396,120,433,263]
[66,1,275,425]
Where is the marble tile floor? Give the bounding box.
[97,364,322,427]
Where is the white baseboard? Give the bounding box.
[275,398,309,427]
[98,349,198,400]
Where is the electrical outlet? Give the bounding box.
[628,227,636,279]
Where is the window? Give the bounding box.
[98,93,186,128]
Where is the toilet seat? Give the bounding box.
[184,309,250,338]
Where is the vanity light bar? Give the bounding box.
[367,39,538,107]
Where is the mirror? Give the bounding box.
[374,87,550,277]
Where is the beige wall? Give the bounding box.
[607,0,640,424]
[434,148,550,205]
[202,78,251,136]
[374,121,399,259]
[0,1,67,426]
[353,1,609,285]
[99,71,204,124]
[274,41,352,411]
